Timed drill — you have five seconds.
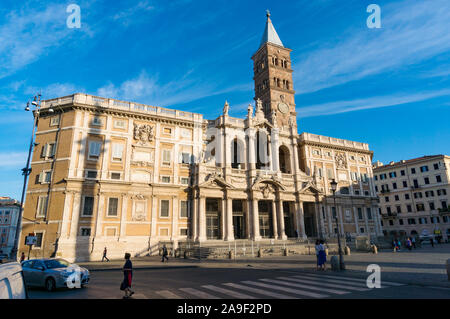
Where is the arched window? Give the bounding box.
[340,187,350,195]
[256,131,269,170]
[279,146,291,173]
[231,138,245,169]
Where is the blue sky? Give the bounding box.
[1,0,450,200]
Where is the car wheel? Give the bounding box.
[45,278,56,292]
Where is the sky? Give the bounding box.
[0,0,449,200]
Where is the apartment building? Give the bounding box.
[373,155,450,241]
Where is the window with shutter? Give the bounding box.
[112,143,124,161]
[160,200,169,217]
[108,198,119,216]
[36,196,48,218]
[162,150,171,166]
[89,141,101,159]
[180,201,188,218]
[82,197,94,216]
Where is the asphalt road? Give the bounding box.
[26,266,450,299]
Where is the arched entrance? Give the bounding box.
[278,145,291,173]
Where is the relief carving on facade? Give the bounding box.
[133,124,154,144]
[335,153,347,169]
[132,194,147,221]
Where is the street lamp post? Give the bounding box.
[11,94,42,261]
[330,179,345,270]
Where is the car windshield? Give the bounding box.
[43,259,71,269]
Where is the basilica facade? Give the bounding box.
[19,13,382,261]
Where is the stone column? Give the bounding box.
[277,199,287,240]
[198,196,206,242]
[364,206,370,235]
[94,193,104,240]
[354,207,360,236]
[226,197,234,241]
[119,194,128,239]
[69,193,81,239]
[171,196,178,241]
[248,129,256,170]
[252,198,261,240]
[245,199,251,239]
[328,205,333,236]
[60,191,74,238]
[296,201,307,239]
[221,197,226,240]
[271,200,278,239]
[150,196,157,240]
[192,194,198,240]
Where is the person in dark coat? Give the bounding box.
[20,252,25,262]
[161,245,169,262]
[122,253,134,298]
[102,247,110,262]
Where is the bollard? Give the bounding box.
[330,255,339,271]
[344,246,351,255]
[283,248,288,256]
[257,248,263,258]
[447,259,450,281]
[372,245,378,254]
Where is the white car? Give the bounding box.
[0,262,28,299]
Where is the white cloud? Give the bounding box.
[0,3,93,79]
[96,70,252,107]
[25,83,82,99]
[0,152,28,167]
[112,1,155,26]
[297,89,450,118]
[293,0,450,94]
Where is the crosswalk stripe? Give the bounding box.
[223,283,296,299]
[303,273,405,286]
[155,290,183,299]
[243,280,329,298]
[272,277,349,295]
[179,288,221,299]
[293,275,370,288]
[290,277,368,291]
[202,285,257,299]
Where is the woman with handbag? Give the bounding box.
[121,253,134,298]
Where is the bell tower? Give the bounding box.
[252,11,296,127]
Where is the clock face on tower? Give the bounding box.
[277,102,289,114]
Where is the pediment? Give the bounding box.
[252,176,286,191]
[299,182,322,195]
[199,177,234,189]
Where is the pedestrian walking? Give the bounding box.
[411,237,416,249]
[430,238,434,247]
[20,252,25,262]
[161,244,169,262]
[316,240,327,271]
[102,247,110,262]
[121,253,134,298]
[406,237,412,251]
[315,239,320,270]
